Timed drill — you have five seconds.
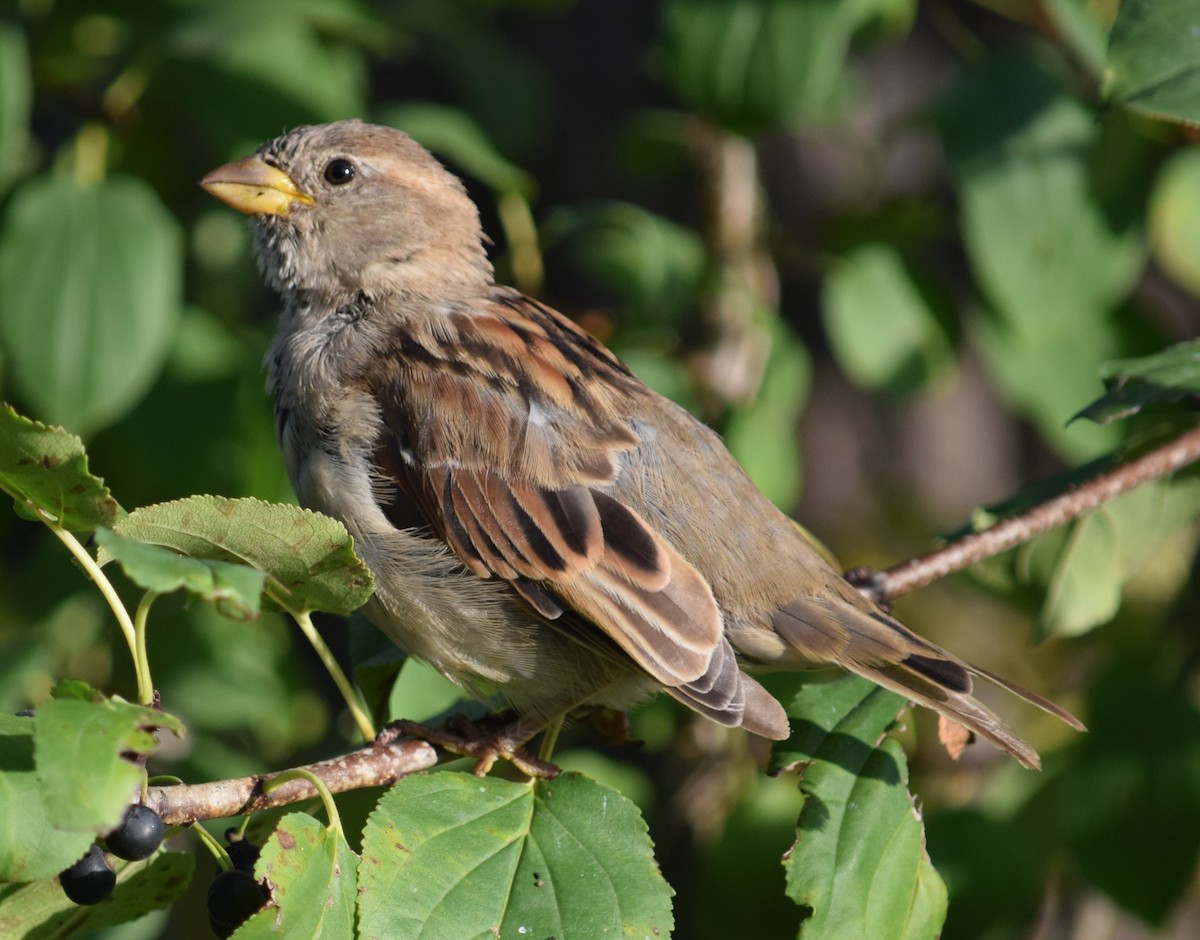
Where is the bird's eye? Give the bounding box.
[323,159,356,185]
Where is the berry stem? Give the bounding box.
[289,609,375,743]
[40,509,152,704]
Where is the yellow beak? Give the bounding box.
[199,156,313,217]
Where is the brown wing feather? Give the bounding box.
[366,288,770,730]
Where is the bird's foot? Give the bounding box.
[377,715,560,779]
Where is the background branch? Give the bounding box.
[859,424,1200,603]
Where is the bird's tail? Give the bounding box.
[770,595,1084,769]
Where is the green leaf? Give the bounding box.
[822,243,954,394]
[34,690,183,834]
[774,675,947,940]
[357,772,673,940]
[0,850,193,938]
[662,0,902,133]
[167,0,374,126]
[941,50,1143,457]
[1149,149,1200,299]
[543,201,706,328]
[1022,478,1200,638]
[236,812,358,939]
[1074,339,1200,424]
[95,527,264,622]
[106,496,374,617]
[0,174,183,436]
[380,103,534,196]
[0,404,121,529]
[725,316,810,509]
[0,21,31,194]
[1104,0,1200,126]
[0,713,94,882]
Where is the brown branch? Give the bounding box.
[146,738,437,827]
[866,424,1200,602]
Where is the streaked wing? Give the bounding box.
[367,288,752,719]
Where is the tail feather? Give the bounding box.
[770,595,1083,768]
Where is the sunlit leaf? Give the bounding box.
[105,496,373,617]
[1104,0,1200,126]
[357,772,673,939]
[0,405,121,529]
[774,675,946,940]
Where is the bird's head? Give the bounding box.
[200,120,492,300]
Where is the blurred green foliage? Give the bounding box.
[0,0,1198,938]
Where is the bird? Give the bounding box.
[200,119,1082,772]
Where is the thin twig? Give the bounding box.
[870,425,1200,602]
[145,738,437,826]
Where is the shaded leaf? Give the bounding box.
[34,688,183,834]
[1104,0,1200,126]
[0,175,182,436]
[662,0,908,133]
[774,675,946,940]
[357,772,672,940]
[0,405,121,529]
[237,812,357,938]
[544,200,706,328]
[0,22,31,194]
[1074,339,1200,424]
[105,496,373,617]
[0,851,192,939]
[95,527,263,622]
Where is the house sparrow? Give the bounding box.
[201,120,1082,770]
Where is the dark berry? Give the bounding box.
[207,868,268,938]
[105,804,164,861]
[60,844,115,905]
[224,835,261,875]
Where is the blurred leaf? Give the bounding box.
[1044,0,1110,76]
[544,201,706,327]
[774,675,946,939]
[1023,644,1200,922]
[1022,478,1200,638]
[94,527,264,622]
[0,850,193,939]
[1149,148,1200,298]
[1074,338,1200,424]
[381,103,534,196]
[106,496,373,617]
[168,0,373,125]
[357,772,673,939]
[822,243,954,395]
[237,812,357,939]
[662,0,902,133]
[0,405,121,529]
[0,175,182,437]
[0,21,31,194]
[725,316,810,508]
[34,690,183,834]
[942,50,1143,457]
[385,657,465,725]
[0,713,94,882]
[1104,0,1200,126]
